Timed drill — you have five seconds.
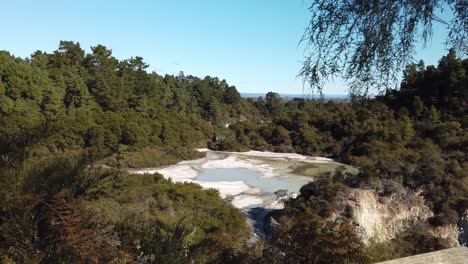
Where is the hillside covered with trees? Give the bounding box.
[0,41,257,263]
[216,49,467,216]
[0,42,466,263]
[214,48,467,262]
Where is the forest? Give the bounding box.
[0,42,466,263]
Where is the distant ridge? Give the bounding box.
[240,93,349,100]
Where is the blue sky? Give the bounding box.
[0,0,453,95]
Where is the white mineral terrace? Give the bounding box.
[130,149,338,210]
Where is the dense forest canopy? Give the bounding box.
[0,41,260,169]
[0,41,258,263]
[301,0,467,96]
[0,42,467,263]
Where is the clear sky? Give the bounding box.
[0,0,453,95]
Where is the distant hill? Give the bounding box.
[240,92,349,100]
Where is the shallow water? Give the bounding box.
[133,150,356,237]
[197,167,317,236]
[197,167,310,196]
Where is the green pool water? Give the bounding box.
[197,167,312,195]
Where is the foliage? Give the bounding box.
[262,175,368,264]
[219,50,467,217]
[0,43,466,262]
[83,173,250,263]
[0,41,255,263]
[215,50,467,261]
[365,227,451,262]
[0,191,130,263]
[300,0,467,95]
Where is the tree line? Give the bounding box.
[0,42,466,263]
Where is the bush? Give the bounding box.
[428,209,460,226]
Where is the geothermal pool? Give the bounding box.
[131,149,356,235]
[198,167,308,196]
